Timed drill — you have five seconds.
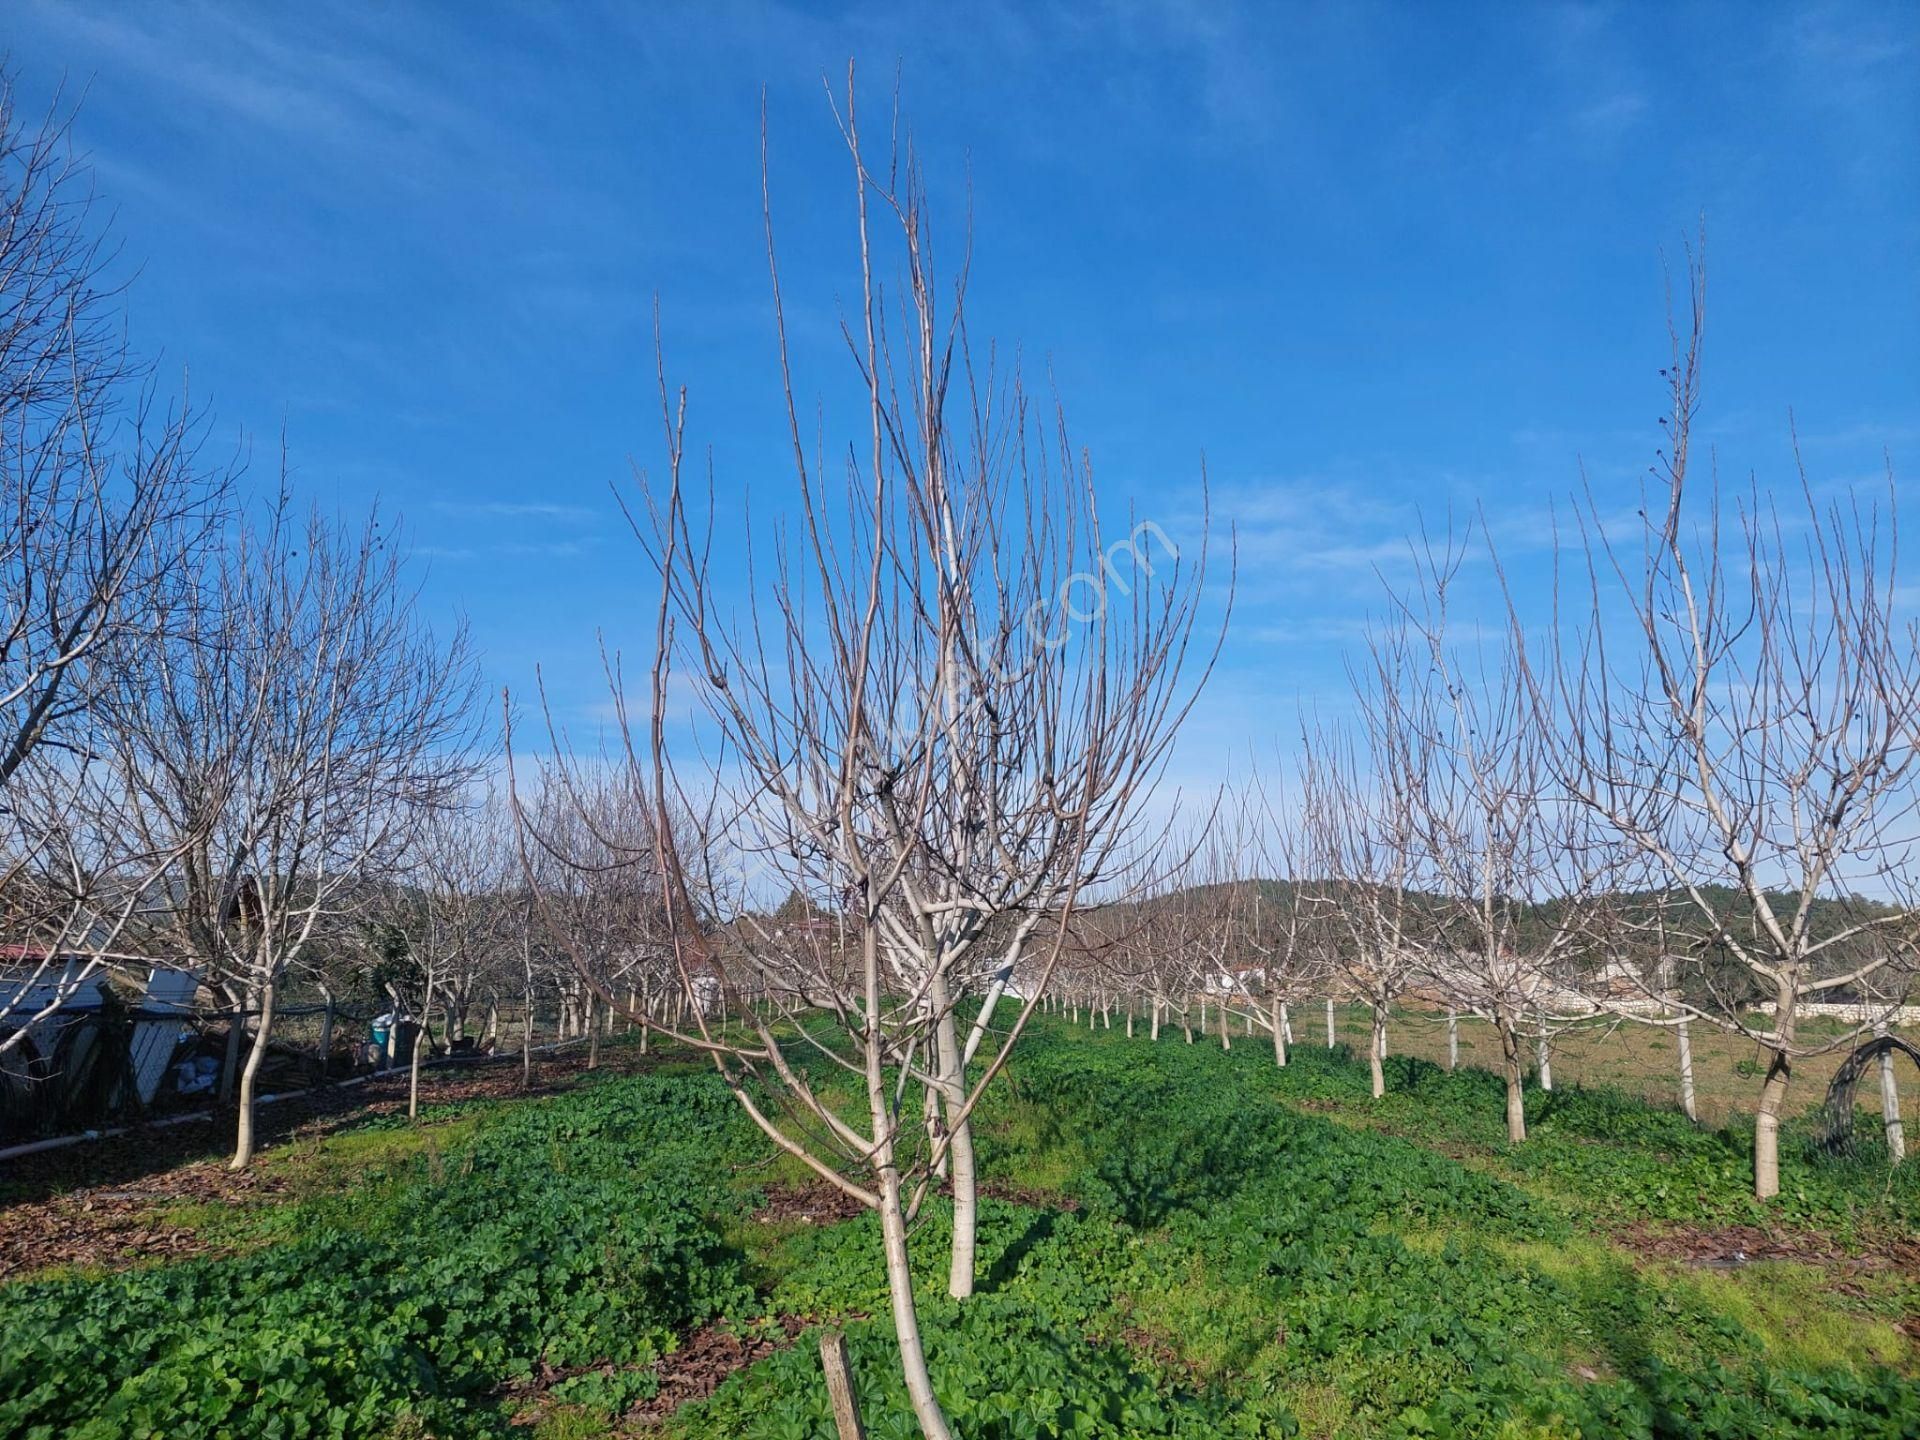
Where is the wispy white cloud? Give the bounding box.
[1570,90,1649,140]
[430,500,599,522]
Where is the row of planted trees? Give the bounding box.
[4,67,1915,1440]
[504,85,1914,1440]
[1054,330,1920,1177]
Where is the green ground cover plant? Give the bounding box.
[1,1023,1914,1440]
[0,1072,759,1439]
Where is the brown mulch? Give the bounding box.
[980,1180,1080,1212]
[626,1316,809,1427]
[752,1180,869,1226]
[1615,1219,1920,1279]
[501,1316,813,1433]
[0,1045,665,1282]
[0,1194,222,1278]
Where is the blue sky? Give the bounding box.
[8,0,1916,796]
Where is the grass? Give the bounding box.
[1308,1002,1911,1126]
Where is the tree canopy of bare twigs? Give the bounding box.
[0,73,230,1046]
[109,491,482,1166]
[517,77,1223,1440]
[1523,259,1920,1197]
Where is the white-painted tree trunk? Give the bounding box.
[878,1163,951,1440]
[1369,1004,1387,1099]
[1270,993,1287,1068]
[1496,1012,1527,1143]
[1325,997,1336,1049]
[1447,1010,1459,1071]
[1676,1014,1696,1121]
[230,981,277,1169]
[521,986,534,1089]
[408,1004,428,1119]
[1535,1018,1553,1092]
[1877,1023,1906,1165]
[930,978,978,1300]
[1755,1049,1792,1199]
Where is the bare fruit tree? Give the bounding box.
[523,81,1221,1440]
[1528,264,1920,1198]
[1376,533,1613,1141]
[369,798,511,1118]
[1299,709,1425,1099]
[109,493,481,1166]
[1246,785,1325,1069]
[0,73,228,1040]
[517,756,673,1071]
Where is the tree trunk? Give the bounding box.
[218,1002,243,1103]
[1325,997,1336,1049]
[1282,1002,1293,1047]
[1218,996,1232,1051]
[1754,1047,1792,1200]
[932,982,977,1299]
[1535,1016,1553,1092]
[587,994,600,1070]
[1270,993,1287,1067]
[230,979,277,1170]
[862,980,952,1440]
[1877,1022,1905,1166]
[1446,1010,1458,1071]
[878,1165,952,1440]
[521,986,534,1089]
[1497,1012,1527,1143]
[1369,1004,1387,1099]
[1676,1014,1697,1121]
[1149,987,1162,1041]
[408,1002,428,1119]
[317,992,335,1079]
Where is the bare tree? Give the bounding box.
[0,74,228,1039]
[519,759,673,1073]
[368,798,510,1118]
[1245,784,1325,1068]
[1377,533,1613,1140]
[1527,262,1920,1197]
[521,78,1220,1440]
[1299,711,1424,1099]
[110,493,481,1166]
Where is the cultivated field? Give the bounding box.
[2,1021,1915,1439]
